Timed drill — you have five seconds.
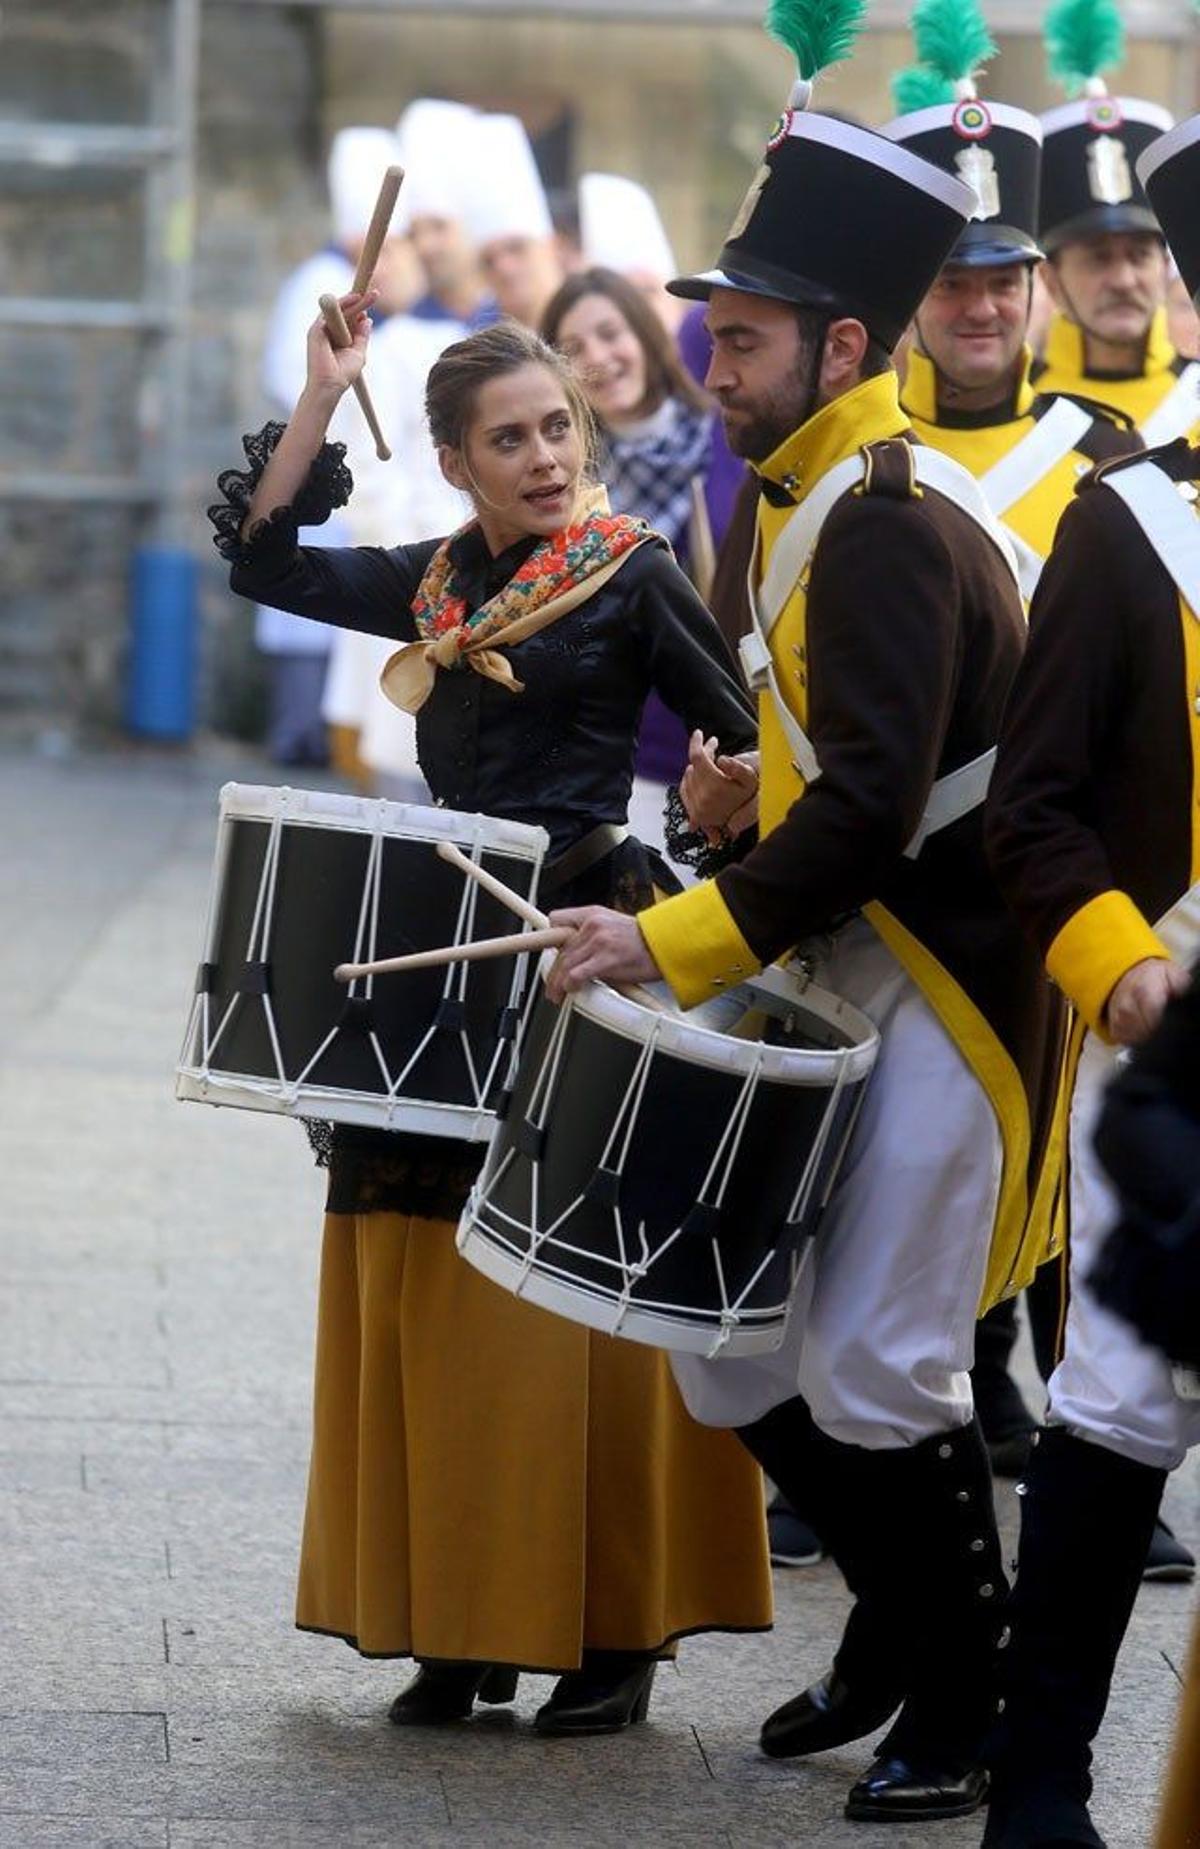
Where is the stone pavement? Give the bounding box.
[1,744,1195,1849]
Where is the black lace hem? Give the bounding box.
[207,421,353,564]
[315,1122,485,1220]
[663,783,743,876]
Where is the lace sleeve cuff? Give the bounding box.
[207,420,353,565]
[663,783,748,876]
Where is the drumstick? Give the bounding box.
[335,926,569,983]
[436,839,671,1014]
[319,294,391,463]
[436,840,550,929]
[351,164,405,297]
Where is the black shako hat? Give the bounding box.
[667,109,975,351]
[1139,114,1200,304]
[883,100,1044,267]
[1039,96,1174,252]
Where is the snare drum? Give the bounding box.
[176,784,547,1141]
[457,964,879,1357]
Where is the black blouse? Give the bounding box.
[216,428,755,861]
[210,429,754,1215]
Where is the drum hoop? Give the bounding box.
[457,1217,791,1359]
[543,959,879,1087]
[217,782,548,860]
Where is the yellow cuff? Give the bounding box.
[1045,890,1170,1039]
[638,879,760,1010]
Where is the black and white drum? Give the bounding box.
[177,784,547,1141]
[457,965,879,1357]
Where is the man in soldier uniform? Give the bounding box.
[879,71,1198,1576]
[546,71,1056,1828]
[1034,87,1199,446]
[981,114,1200,1849]
[885,91,1136,602]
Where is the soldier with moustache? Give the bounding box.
[1032,0,1199,448]
[982,116,1200,1849]
[544,12,1058,1823]
[879,44,1150,1513]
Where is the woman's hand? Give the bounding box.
[680,732,760,843]
[303,290,376,399]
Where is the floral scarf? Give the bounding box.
[380,485,654,713]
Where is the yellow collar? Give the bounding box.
[902,345,1036,425]
[754,371,909,503]
[1042,306,1177,382]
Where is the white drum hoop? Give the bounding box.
[458,962,879,1357]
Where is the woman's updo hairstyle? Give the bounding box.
[425,320,597,471]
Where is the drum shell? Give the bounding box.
[461,979,874,1356]
[177,786,547,1140]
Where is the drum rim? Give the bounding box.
[457,1216,790,1359]
[540,958,880,1087]
[217,782,549,858]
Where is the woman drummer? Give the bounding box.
[208,294,770,1734]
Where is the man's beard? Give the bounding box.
[717,366,818,463]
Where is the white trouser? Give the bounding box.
[671,919,1002,1449]
[1048,1032,1200,1472]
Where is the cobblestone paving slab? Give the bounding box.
[1,749,1196,1849]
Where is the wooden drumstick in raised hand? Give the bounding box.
[319,292,391,462]
[351,163,404,297]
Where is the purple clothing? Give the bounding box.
[677,304,748,549]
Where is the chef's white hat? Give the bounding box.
[579,173,677,281]
[395,98,478,222]
[328,126,406,243]
[462,114,553,247]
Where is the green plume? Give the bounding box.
[766,0,869,80]
[1045,0,1125,89]
[911,0,997,85]
[891,63,957,113]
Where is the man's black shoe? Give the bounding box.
[844,1754,989,1821]
[760,1668,902,1759]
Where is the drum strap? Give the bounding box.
[739,444,1018,858]
[541,821,631,894]
[1102,457,1200,623]
[1139,362,1200,448]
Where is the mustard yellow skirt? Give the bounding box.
[1156,1609,1200,1847]
[296,1211,773,1670]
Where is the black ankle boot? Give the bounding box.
[838,1421,1006,1822]
[389,1661,519,1726]
[983,1427,1166,1848]
[533,1651,657,1736]
[739,1398,906,1759]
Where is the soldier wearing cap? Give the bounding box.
[1031,0,1199,446]
[886,86,1137,604]
[546,11,1057,1824]
[982,112,1200,1849]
